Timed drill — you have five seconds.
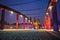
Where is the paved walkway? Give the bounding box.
[0,29,60,40]
[0,29,53,31]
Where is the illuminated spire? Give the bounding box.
[34,17,36,22]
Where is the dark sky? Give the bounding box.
[0,0,60,25]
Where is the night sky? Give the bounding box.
[0,0,60,25]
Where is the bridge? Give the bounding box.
[0,0,59,32]
[0,4,33,29]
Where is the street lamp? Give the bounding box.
[25,17,28,20]
[46,12,49,15]
[49,6,53,10]
[10,11,14,14]
[56,0,58,2]
[31,22,32,24]
[28,20,30,23]
[20,15,23,17]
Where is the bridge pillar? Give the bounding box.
[16,14,19,29]
[44,8,51,29]
[23,17,25,29]
[45,9,51,29]
[0,8,5,29]
[52,0,59,32]
[25,18,28,29]
[47,9,51,29]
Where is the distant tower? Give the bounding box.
[33,17,40,29]
[33,17,36,22]
[30,17,32,22]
